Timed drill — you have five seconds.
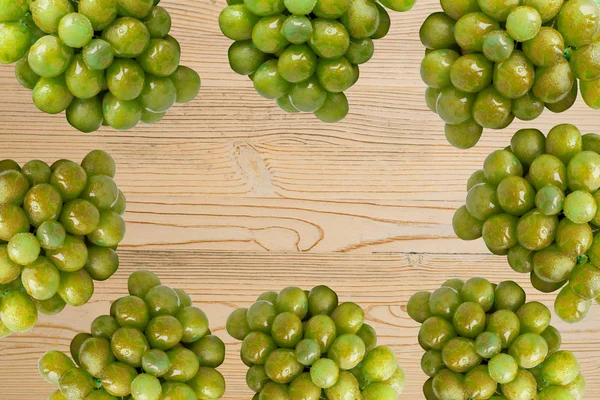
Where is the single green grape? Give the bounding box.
[30,0,73,34]
[28,35,73,78]
[102,92,142,130]
[314,92,349,123]
[78,0,118,31]
[309,18,350,59]
[506,6,542,42]
[83,39,115,71]
[66,54,105,99]
[32,75,74,115]
[58,13,93,48]
[0,22,31,64]
[454,12,500,52]
[102,17,150,58]
[137,38,180,77]
[169,65,201,104]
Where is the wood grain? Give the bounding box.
[0,0,600,398]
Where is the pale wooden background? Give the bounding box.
[1,0,599,398]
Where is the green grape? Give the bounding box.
[488,353,518,383]
[547,125,582,164]
[432,369,464,400]
[483,149,523,186]
[22,256,61,300]
[187,367,225,400]
[482,30,515,62]
[78,0,118,31]
[219,4,259,41]
[143,6,171,38]
[28,35,73,78]
[138,74,177,113]
[59,367,96,399]
[0,289,38,332]
[535,185,564,216]
[420,12,457,50]
[245,0,285,16]
[522,0,564,23]
[118,0,153,19]
[316,56,354,93]
[510,129,546,168]
[452,205,483,240]
[557,0,600,48]
[555,285,592,323]
[522,27,565,68]
[83,39,115,71]
[513,92,545,121]
[482,213,518,251]
[436,86,475,125]
[228,40,265,76]
[0,0,28,23]
[66,54,105,99]
[478,0,520,21]
[571,42,600,82]
[532,59,575,104]
[102,17,150,58]
[67,96,104,133]
[450,54,493,93]
[493,50,535,99]
[309,18,350,59]
[497,176,535,216]
[100,362,138,397]
[472,86,512,129]
[251,14,289,54]
[314,92,349,123]
[288,76,327,112]
[546,79,578,114]
[533,244,576,283]
[30,0,74,34]
[378,0,415,12]
[340,0,380,39]
[454,12,500,52]
[281,15,312,44]
[32,75,74,115]
[0,22,31,64]
[58,13,93,48]
[252,59,290,99]
[278,44,317,83]
[372,3,391,39]
[444,119,483,149]
[420,49,460,89]
[137,38,180,77]
[102,92,142,130]
[21,160,51,186]
[39,350,75,385]
[345,37,374,65]
[440,0,480,20]
[564,190,597,224]
[169,65,201,104]
[581,76,600,109]
[14,54,41,89]
[506,6,542,42]
[0,168,29,205]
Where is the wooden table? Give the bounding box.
[1,0,599,398]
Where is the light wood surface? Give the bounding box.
[1,0,599,398]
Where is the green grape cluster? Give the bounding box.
[219,0,416,123]
[226,286,406,400]
[408,278,586,400]
[39,270,226,400]
[0,0,201,132]
[420,0,600,149]
[0,150,126,337]
[453,124,600,323]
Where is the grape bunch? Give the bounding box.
[226,286,406,400]
[219,0,416,123]
[453,124,600,323]
[39,270,226,400]
[408,278,586,400]
[0,0,201,132]
[0,150,126,337]
[420,0,600,149]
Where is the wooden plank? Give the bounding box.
[0,0,599,398]
[1,251,599,399]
